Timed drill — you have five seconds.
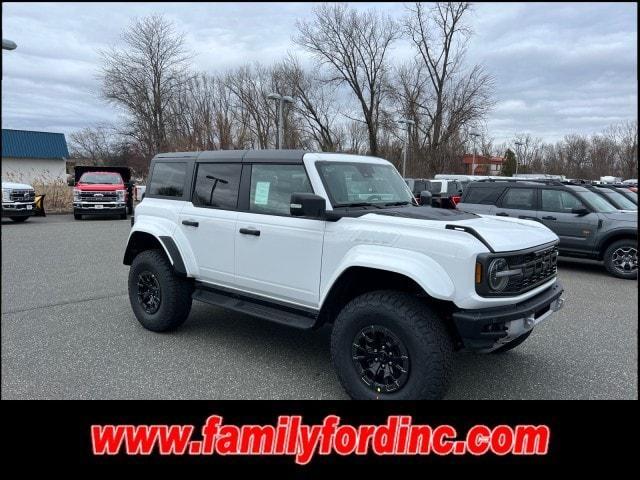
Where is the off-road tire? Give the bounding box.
[604,239,638,279]
[128,249,193,332]
[9,217,28,222]
[331,290,453,400]
[491,329,532,354]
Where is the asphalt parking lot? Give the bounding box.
[2,214,637,399]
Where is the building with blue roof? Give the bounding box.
[1,129,70,184]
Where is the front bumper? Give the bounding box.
[74,202,126,214]
[452,280,564,351]
[2,202,36,217]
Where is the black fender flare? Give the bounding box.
[123,232,187,276]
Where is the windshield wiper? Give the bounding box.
[384,201,412,206]
[333,202,384,209]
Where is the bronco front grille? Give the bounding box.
[503,245,559,294]
[9,189,35,202]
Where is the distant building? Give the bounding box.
[1,129,70,184]
[461,154,504,175]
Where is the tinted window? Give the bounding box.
[425,181,442,194]
[501,188,536,210]
[447,181,462,195]
[250,164,313,215]
[148,162,186,198]
[463,185,504,205]
[541,189,584,213]
[192,163,242,209]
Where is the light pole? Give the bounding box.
[398,118,415,177]
[514,141,523,177]
[469,132,481,175]
[267,93,294,149]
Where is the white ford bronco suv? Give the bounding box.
[124,150,565,399]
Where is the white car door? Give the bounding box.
[235,163,325,308]
[179,162,242,287]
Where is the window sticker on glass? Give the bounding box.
[254,181,270,205]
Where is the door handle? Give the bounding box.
[239,227,260,236]
[496,212,509,217]
[519,215,541,222]
[541,216,557,221]
[182,220,199,227]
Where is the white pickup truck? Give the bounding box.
[2,181,36,222]
[123,150,565,399]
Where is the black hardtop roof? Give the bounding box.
[468,179,590,192]
[153,149,311,164]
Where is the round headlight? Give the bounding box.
[488,257,509,292]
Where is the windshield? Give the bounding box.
[316,161,415,207]
[603,190,637,210]
[576,191,617,212]
[79,172,123,185]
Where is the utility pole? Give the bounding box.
[397,118,415,177]
[267,93,294,149]
[514,141,523,177]
[469,132,481,175]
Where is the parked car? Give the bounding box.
[1,181,36,222]
[404,178,463,208]
[602,184,638,205]
[72,166,134,220]
[123,150,566,400]
[458,179,638,279]
[582,183,637,212]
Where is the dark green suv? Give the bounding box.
[458,179,638,279]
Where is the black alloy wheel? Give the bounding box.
[137,271,161,314]
[351,325,410,394]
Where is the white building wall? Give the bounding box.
[1,157,68,185]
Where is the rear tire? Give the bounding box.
[604,239,638,279]
[331,290,453,400]
[491,329,532,354]
[9,217,28,222]
[128,250,193,332]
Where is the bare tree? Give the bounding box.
[68,125,120,164]
[295,3,399,155]
[99,15,193,157]
[275,56,342,151]
[403,2,494,174]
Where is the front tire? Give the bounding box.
[74,213,82,220]
[604,239,638,279]
[331,290,453,400]
[9,217,28,222]
[128,250,193,332]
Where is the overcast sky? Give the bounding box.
[1,2,637,144]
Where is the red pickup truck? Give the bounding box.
[72,166,133,220]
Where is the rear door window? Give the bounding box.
[192,163,242,209]
[463,185,504,205]
[500,188,536,210]
[148,162,187,198]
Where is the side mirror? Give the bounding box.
[571,207,590,216]
[419,190,432,206]
[290,193,326,218]
[68,179,75,187]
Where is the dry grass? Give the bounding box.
[4,171,73,213]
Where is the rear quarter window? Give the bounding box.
[148,162,187,198]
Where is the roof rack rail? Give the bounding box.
[475,178,564,186]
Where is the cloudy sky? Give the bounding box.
[1,2,637,143]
